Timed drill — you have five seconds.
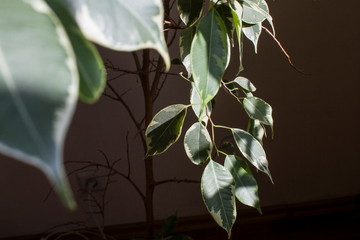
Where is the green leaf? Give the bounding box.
[224,155,261,213]
[190,83,213,124]
[232,76,256,92]
[191,9,229,113]
[242,0,275,34]
[46,0,105,104]
[145,104,188,157]
[0,0,78,209]
[216,3,235,45]
[179,27,196,78]
[243,97,273,128]
[201,160,236,237]
[243,22,262,53]
[247,119,265,144]
[177,0,203,27]
[184,122,212,165]
[230,1,244,73]
[231,128,272,181]
[62,0,170,70]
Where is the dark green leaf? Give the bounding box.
[231,128,272,181]
[201,160,236,236]
[230,1,244,73]
[243,97,273,127]
[145,104,188,157]
[0,0,78,209]
[191,9,229,113]
[179,27,196,78]
[46,0,105,103]
[216,3,235,46]
[184,122,212,165]
[177,0,203,26]
[224,155,261,213]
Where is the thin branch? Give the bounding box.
[262,26,310,75]
[154,178,200,186]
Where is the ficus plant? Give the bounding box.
[0,0,281,239]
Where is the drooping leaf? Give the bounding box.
[191,9,229,113]
[184,122,212,165]
[179,27,196,78]
[243,97,273,128]
[216,3,235,46]
[46,0,105,103]
[243,22,262,53]
[224,155,261,213]
[190,83,213,124]
[247,119,265,144]
[231,128,272,181]
[232,76,256,92]
[230,1,244,73]
[145,104,188,157]
[61,0,170,70]
[0,0,78,209]
[177,0,203,27]
[201,160,236,237]
[242,0,275,34]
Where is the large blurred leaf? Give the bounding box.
[0,0,78,209]
[243,23,262,53]
[62,0,170,70]
[243,97,273,129]
[179,27,196,78]
[184,122,212,165]
[224,155,261,213]
[145,104,188,157]
[191,9,228,114]
[231,128,272,181]
[46,0,105,103]
[201,160,236,236]
[190,83,213,124]
[177,0,203,26]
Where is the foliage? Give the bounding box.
[0,0,279,238]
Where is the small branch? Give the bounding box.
[154,178,200,186]
[262,26,310,75]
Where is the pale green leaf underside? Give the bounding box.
[201,160,236,236]
[62,0,170,70]
[232,76,256,92]
[190,84,213,124]
[231,128,272,181]
[145,104,188,157]
[242,0,275,34]
[47,0,105,103]
[184,122,212,165]
[224,155,261,213]
[0,0,78,209]
[243,22,262,53]
[191,9,228,113]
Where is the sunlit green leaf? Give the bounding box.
[179,27,195,78]
[145,104,188,157]
[190,83,213,124]
[230,1,244,73]
[184,122,212,165]
[243,97,273,128]
[247,119,265,144]
[231,128,272,181]
[177,0,203,26]
[46,0,105,103]
[232,76,256,92]
[0,0,78,209]
[243,22,262,53]
[62,0,170,70]
[242,0,275,34]
[224,155,261,213]
[201,160,236,236]
[191,9,228,113]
